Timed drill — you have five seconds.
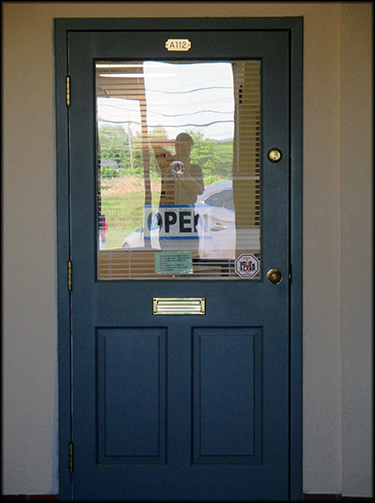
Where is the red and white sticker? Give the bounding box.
[234,253,260,279]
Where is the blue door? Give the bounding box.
[56,18,302,501]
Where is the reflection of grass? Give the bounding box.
[100,175,161,249]
[106,224,133,249]
[102,192,144,249]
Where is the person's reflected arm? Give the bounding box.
[150,139,174,174]
[179,163,204,198]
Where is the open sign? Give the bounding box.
[151,205,199,240]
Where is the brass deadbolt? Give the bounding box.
[268,148,282,163]
[267,269,283,285]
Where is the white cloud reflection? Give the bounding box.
[97,61,234,140]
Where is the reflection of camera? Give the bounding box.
[170,161,185,176]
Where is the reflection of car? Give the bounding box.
[121,181,260,259]
[99,215,108,250]
[195,181,235,258]
[121,226,148,249]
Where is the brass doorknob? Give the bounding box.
[268,148,282,162]
[267,269,283,285]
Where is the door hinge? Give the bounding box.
[68,260,72,291]
[66,76,71,107]
[69,442,74,473]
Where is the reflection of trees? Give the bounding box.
[98,124,131,171]
[98,123,233,185]
[188,129,233,185]
[99,124,151,177]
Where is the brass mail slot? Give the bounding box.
[153,298,206,315]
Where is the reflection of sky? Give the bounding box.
[97,62,234,140]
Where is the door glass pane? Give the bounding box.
[96,61,260,280]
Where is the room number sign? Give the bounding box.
[165,39,191,51]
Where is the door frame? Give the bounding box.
[55,17,303,500]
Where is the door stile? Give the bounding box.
[55,19,74,501]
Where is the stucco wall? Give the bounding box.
[2,1,372,497]
[340,3,373,497]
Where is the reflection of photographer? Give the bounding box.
[151,133,204,205]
